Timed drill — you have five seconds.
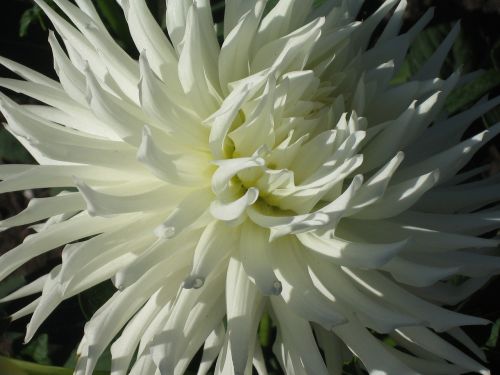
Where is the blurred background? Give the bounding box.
[0,1,500,374]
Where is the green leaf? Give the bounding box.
[0,356,109,375]
[383,336,397,347]
[18,3,52,37]
[0,128,34,163]
[392,23,458,84]
[451,27,476,74]
[313,0,328,6]
[445,70,500,115]
[392,29,441,83]
[486,319,500,349]
[258,312,272,347]
[20,334,51,366]
[483,105,500,129]
[19,8,38,37]
[391,59,412,84]
[409,23,450,73]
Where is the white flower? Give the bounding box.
[0,0,499,374]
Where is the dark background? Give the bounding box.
[0,1,500,374]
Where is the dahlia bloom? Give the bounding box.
[0,0,500,374]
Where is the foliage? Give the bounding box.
[0,356,109,375]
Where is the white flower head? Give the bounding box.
[0,0,499,374]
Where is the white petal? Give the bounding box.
[381,257,460,287]
[0,213,127,283]
[349,151,404,211]
[271,236,347,329]
[414,22,460,80]
[0,78,89,122]
[333,318,419,375]
[272,333,308,375]
[137,54,206,149]
[25,266,63,342]
[175,294,226,375]
[313,326,344,375]
[395,210,500,236]
[240,220,281,295]
[343,268,489,331]
[406,96,500,162]
[297,231,407,268]
[0,165,33,179]
[415,180,500,213]
[210,188,259,224]
[154,188,213,239]
[112,230,199,290]
[397,327,489,374]
[48,30,87,104]
[197,324,225,375]
[350,0,399,50]
[0,165,132,194]
[10,297,40,322]
[341,216,499,251]
[0,55,60,89]
[252,17,324,75]
[396,125,500,185]
[229,78,276,156]
[76,179,173,216]
[52,0,139,98]
[249,175,363,239]
[57,215,148,285]
[225,256,264,374]
[308,258,419,333]
[0,274,47,303]
[207,70,269,159]
[0,192,84,230]
[137,126,210,186]
[165,0,190,52]
[219,5,262,91]
[377,0,407,43]
[270,155,363,214]
[34,0,108,80]
[352,170,439,219]
[110,288,169,375]
[447,327,487,362]
[290,129,339,183]
[151,271,225,375]
[184,220,237,289]
[177,4,220,118]
[254,0,314,50]
[84,66,143,145]
[212,156,265,195]
[120,0,178,81]
[271,297,329,375]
